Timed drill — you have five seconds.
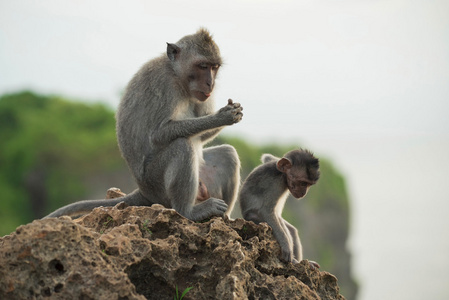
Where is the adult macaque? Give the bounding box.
[239,149,320,268]
[46,28,242,221]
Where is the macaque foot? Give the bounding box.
[308,260,321,270]
[190,197,228,221]
[291,259,320,270]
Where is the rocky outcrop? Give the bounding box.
[0,203,345,300]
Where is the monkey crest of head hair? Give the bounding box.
[177,28,222,64]
[285,149,321,181]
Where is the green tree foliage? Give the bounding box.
[0,91,125,235]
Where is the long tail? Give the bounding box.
[43,189,148,218]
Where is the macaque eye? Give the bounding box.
[198,63,208,70]
[299,181,309,187]
[212,64,220,70]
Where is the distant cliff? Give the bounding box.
[0,203,345,300]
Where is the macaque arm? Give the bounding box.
[264,213,294,262]
[200,127,223,143]
[283,214,320,269]
[152,116,222,144]
[283,220,302,261]
[152,107,241,144]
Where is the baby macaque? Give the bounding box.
[239,149,320,268]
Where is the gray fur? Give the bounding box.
[261,153,278,164]
[45,189,147,218]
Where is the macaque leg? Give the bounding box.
[161,139,228,221]
[284,220,320,269]
[201,144,240,217]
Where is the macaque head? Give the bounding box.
[276,149,320,199]
[166,28,222,102]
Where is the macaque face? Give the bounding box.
[285,168,316,199]
[167,42,221,103]
[188,60,220,102]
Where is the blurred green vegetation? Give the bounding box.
[0,90,357,299]
[0,91,126,234]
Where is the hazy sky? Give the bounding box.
[2,0,448,142]
[1,1,449,299]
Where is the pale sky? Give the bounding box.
[1,1,449,299]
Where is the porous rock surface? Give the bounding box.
[0,203,345,300]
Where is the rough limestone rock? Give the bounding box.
[0,203,345,300]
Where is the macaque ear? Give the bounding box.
[166,43,181,61]
[276,158,292,173]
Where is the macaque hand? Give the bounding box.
[280,247,294,263]
[217,99,243,125]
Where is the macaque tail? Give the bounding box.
[43,189,147,218]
